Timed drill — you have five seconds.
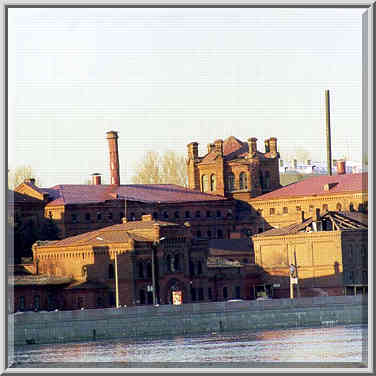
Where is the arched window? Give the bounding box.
[210,174,216,191]
[239,172,247,190]
[336,203,342,211]
[146,263,152,278]
[173,254,180,272]
[197,261,203,275]
[138,262,144,278]
[108,264,114,279]
[174,211,180,219]
[166,255,172,272]
[185,211,191,218]
[189,260,195,276]
[85,213,91,221]
[264,171,270,189]
[227,173,235,191]
[202,175,209,192]
[163,211,169,219]
[152,212,158,220]
[195,210,201,218]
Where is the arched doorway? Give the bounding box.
[164,279,186,305]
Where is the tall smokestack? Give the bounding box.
[106,131,120,185]
[325,90,332,176]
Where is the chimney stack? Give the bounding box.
[187,142,199,160]
[337,159,346,175]
[325,90,333,176]
[91,173,102,185]
[214,139,223,156]
[207,143,215,154]
[248,138,257,157]
[106,131,120,186]
[264,139,270,153]
[269,137,277,156]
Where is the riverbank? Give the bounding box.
[10,295,367,346]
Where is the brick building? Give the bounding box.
[187,136,281,200]
[252,211,368,298]
[249,172,368,230]
[10,215,260,312]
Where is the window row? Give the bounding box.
[150,209,232,220]
[71,211,124,223]
[266,202,364,216]
[196,229,226,239]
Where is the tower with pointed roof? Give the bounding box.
[187,136,281,202]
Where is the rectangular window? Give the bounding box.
[198,288,204,301]
[208,287,212,300]
[283,207,288,214]
[362,270,368,281]
[19,296,25,311]
[269,208,275,215]
[235,286,241,299]
[223,287,228,300]
[191,287,196,302]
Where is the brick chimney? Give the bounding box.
[24,178,36,185]
[337,159,346,175]
[214,139,223,156]
[264,139,270,153]
[106,131,120,186]
[91,173,101,185]
[207,143,215,154]
[269,137,277,156]
[248,138,257,157]
[187,142,199,160]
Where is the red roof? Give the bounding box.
[201,136,266,163]
[35,220,180,248]
[41,184,227,207]
[252,173,367,201]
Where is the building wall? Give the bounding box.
[187,138,280,201]
[252,230,367,298]
[250,192,368,230]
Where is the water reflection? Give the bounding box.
[13,324,367,365]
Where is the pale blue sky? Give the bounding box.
[8,7,365,186]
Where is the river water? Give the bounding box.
[11,324,367,368]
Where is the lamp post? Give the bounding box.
[114,251,120,308]
[152,237,165,306]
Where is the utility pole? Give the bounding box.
[114,252,120,308]
[294,250,300,298]
[151,243,157,306]
[325,89,333,176]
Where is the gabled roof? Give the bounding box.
[8,190,44,205]
[37,184,228,207]
[35,220,181,248]
[251,173,367,201]
[253,211,368,238]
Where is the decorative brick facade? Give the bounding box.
[187,136,281,200]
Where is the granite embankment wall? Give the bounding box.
[11,295,367,346]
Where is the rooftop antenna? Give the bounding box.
[325,89,332,176]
